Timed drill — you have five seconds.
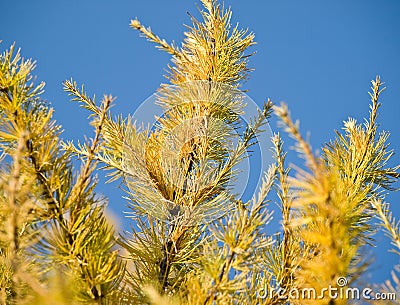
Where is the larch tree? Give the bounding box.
[0,0,399,305]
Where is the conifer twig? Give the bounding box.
[130,19,182,58]
[273,102,319,172]
[272,133,295,291]
[371,200,400,254]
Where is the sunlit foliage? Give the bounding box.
[0,0,399,304]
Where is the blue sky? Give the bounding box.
[2,0,400,288]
